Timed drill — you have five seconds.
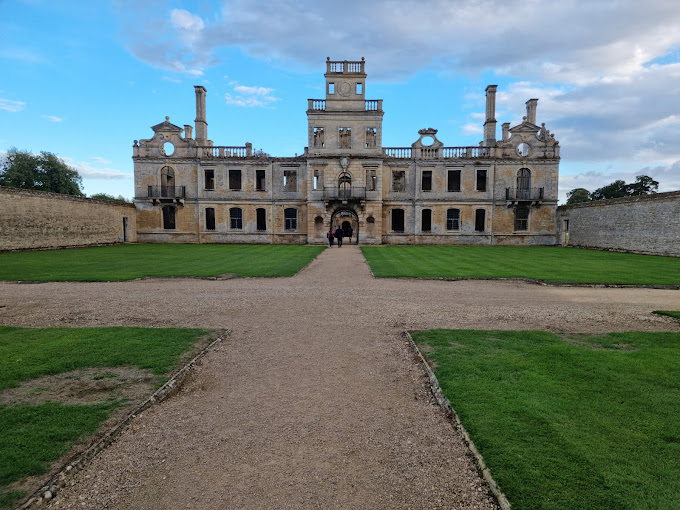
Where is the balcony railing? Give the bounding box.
[148,185,186,199]
[383,146,492,159]
[308,99,326,111]
[326,59,365,74]
[201,146,250,158]
[506,187,545,201]
[323,186,366,200]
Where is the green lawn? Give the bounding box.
[0,244,325,282]
[654,310,680,321]
[0,326,210,508]
[413,329,680,510]
[362,246,680,285]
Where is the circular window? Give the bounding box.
[421,136,435,146]
[162,142,175,156]
[517,142,530,157]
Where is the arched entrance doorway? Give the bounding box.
[330,207,359,244]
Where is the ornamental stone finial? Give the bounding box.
[165,116,170,121]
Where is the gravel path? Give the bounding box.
[1,245,679,509]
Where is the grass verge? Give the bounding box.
[0,326,210,509]
[653,310,680,321]
[0,244,325,282]
[362,246,680,285]
[413,329,680,510]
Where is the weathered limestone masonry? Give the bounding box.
[133,58,560,245]
[0,187,137,251]
[556,191,680,256]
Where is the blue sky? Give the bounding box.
[2,0,679,202]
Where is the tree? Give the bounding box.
[0,148,83,196]
[626,175,658,196]
[566,188,591,204]
[591,180,628,201]
[90,193,130,203]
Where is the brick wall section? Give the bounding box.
[556,191,680,256]
[0,187,137,251]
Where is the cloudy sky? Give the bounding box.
[2,0,679,201]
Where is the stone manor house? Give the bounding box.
[133,58,560,245]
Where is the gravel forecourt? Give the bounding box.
[1,245,679,509]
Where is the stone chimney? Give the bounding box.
[502,122,510,141]
[525,99,538,125]
[483,85,497,146]
[184,125,193,140]
[194,86,208,143]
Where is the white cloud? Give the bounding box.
[90,157,112,165]
[0,98,26,112]
[163,76,181,83]
[224,82,279,107]
[61,157,132,180]
[41,115,63,122]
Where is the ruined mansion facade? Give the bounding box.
[133,59,560,245]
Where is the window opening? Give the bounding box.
[447,209,460,230]
[204,169,215,190]
[338,171,352,198]
[328,83,335,94]
[229,169,242,190]
[283,169,297,191]
[284,208,297,230]
[476,169,487,192]
[392,208,405,232]
[313,127,325,148]
[514,206,529,231]
[162,205,176,230]
[422,170,432,191]
[517,168,531,199]
[366,168,377,191]
[475,209,486,231]
[230,207,243,229]
[256,208,267,231]
[356,83,363,94]
[447,169,461,192]
[365,127,377,148]
[256,169,266,191]
[206,207,216,230]
[160,166,175,197]
[339,127,352,148]
[392,170,405,192]
[421,209,432,232]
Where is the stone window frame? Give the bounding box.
[421,208,432,232]
[256,169,266,191]
[392,208,405,233]
[365,167,377,191]
[365,127,377,148]
[421,170,433,192]
[476,169,488,192]
[204,169,215,190]
[392,169,406,192]
[447,169,462,192]
[228,169,242,191]
[338,127,352,149]
[446,208,460,231]
[283,169,298,192]
[514,206,530,231]
[313,127,325,148]
[162,205,176,230]
[256,207,267,231]
[205,207,216,231]
[475,208,486,232]
[284,207,298,231]
[229,207,243,230]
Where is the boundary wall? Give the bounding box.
[0,186,137,251]
[556,191,680,256]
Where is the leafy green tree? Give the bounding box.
[566,188,591,204]
[0,148,83,196]
[626,175,658,196]
[591,180,628,201]
[90,193,129,203]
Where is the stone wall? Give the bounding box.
[556,191,680,256]
[0,187,137,251]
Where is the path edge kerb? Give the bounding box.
[19,330,230,510]
[405,331,512,510]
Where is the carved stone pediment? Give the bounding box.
[151,116,183,133]
[412,128,444,149]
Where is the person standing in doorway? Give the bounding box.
[326,228,335,247]
[347,225,353,244]
[335,226,344,247]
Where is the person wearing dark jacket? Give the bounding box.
[347,225,353,244]
[334,227,344,247]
